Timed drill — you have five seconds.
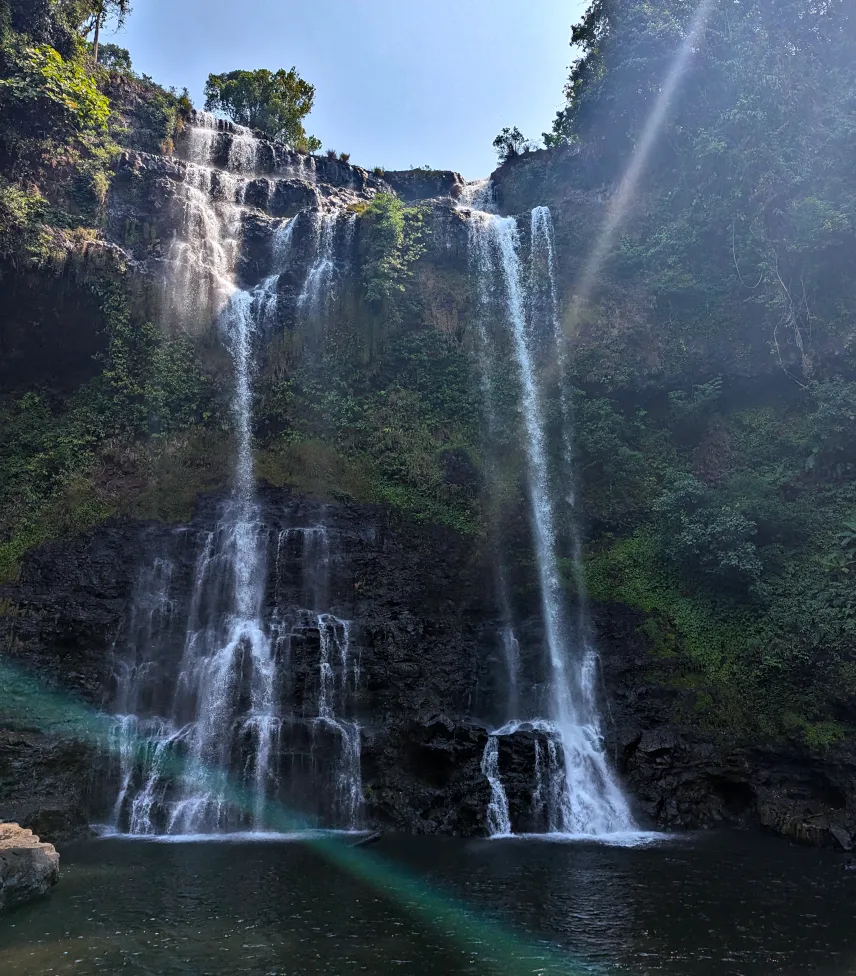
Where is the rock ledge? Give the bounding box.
[0,823,60,910]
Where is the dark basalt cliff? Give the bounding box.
[0,489,543,838]
[2,489,854,848]
[599,609,856,850]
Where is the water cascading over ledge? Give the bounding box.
[466,195,636,838]
[104,115,364,835]
[94,115,636,838]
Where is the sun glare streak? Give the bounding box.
[0,660,603,976]
[571,0,716,315]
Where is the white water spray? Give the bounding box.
[469,209,635,837]
[481,736,512,837]
[108,116,362,835]
[298,210,342,319]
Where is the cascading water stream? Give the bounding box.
[315,611,363,828]
[530,207,606,741]
[106,115,363,835]
[467,206,636,838]
[298,209,343,319]
[459,179,496,212]
[481,737,512,837]
[270,525,364,830]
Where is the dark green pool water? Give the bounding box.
[0,831,853,975]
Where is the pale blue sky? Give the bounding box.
[106,0,583,179]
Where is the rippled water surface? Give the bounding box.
[1,831,854,975]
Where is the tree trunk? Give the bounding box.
[93,13,102,62]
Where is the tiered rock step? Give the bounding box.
[182,111,386,195]
[115,150,366,217]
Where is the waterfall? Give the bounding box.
[257,218,297,330]
[530,207,608,754]
[105,115,363,836]
[298,209,342,320]
[272,525,364,830]
[532,733,570,833]
[460,179,496,212]
[227,126,261,173]
[316,613,363,828]
[468,208,636,838]
[530,206,578,509]
[499,624,521,720]
[481,737,512,837]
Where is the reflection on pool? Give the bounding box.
[0,830,854,975]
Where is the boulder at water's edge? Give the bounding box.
[0,823,60,910]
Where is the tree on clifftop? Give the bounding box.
[84,0,132,63]
[204,67,321,152]
[492,126,538,163]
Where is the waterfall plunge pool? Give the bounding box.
[1,831,853,975]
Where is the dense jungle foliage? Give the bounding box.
[0,0,200,577]
[541,0,856,744]
[0,0,190,244]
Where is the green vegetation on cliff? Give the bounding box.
[0,274,221,581]
[254,199,480,533]
[0,0,190,253]
[0,0,209,580]
[536,0,856,745]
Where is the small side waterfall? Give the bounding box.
[459,178,496,212]
[532,732,571,832]
[298,209,344,320]
[481,736,512,837]
[468,206,636,838]
[105,113,363,835]
[499,624,521,719]
[227,126,261,173]
[316,614,363,827]
[270,525,364,830]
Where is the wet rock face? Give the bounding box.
[0,732,94,843]
[0,266,111,394]
[489,145,609,217]
[1,524,143,702]
[0,488,506,838]
[598,604,856,851]
[0,823,59,911]
[383,170,465,203]
[2,498,855,844]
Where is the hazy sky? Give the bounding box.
[105,0,584,179]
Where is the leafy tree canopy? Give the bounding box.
[492,126,537,163]
[543,0,856,379]
[78,0,131,61]
[91,41,131,73]
[204,67,321,152]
